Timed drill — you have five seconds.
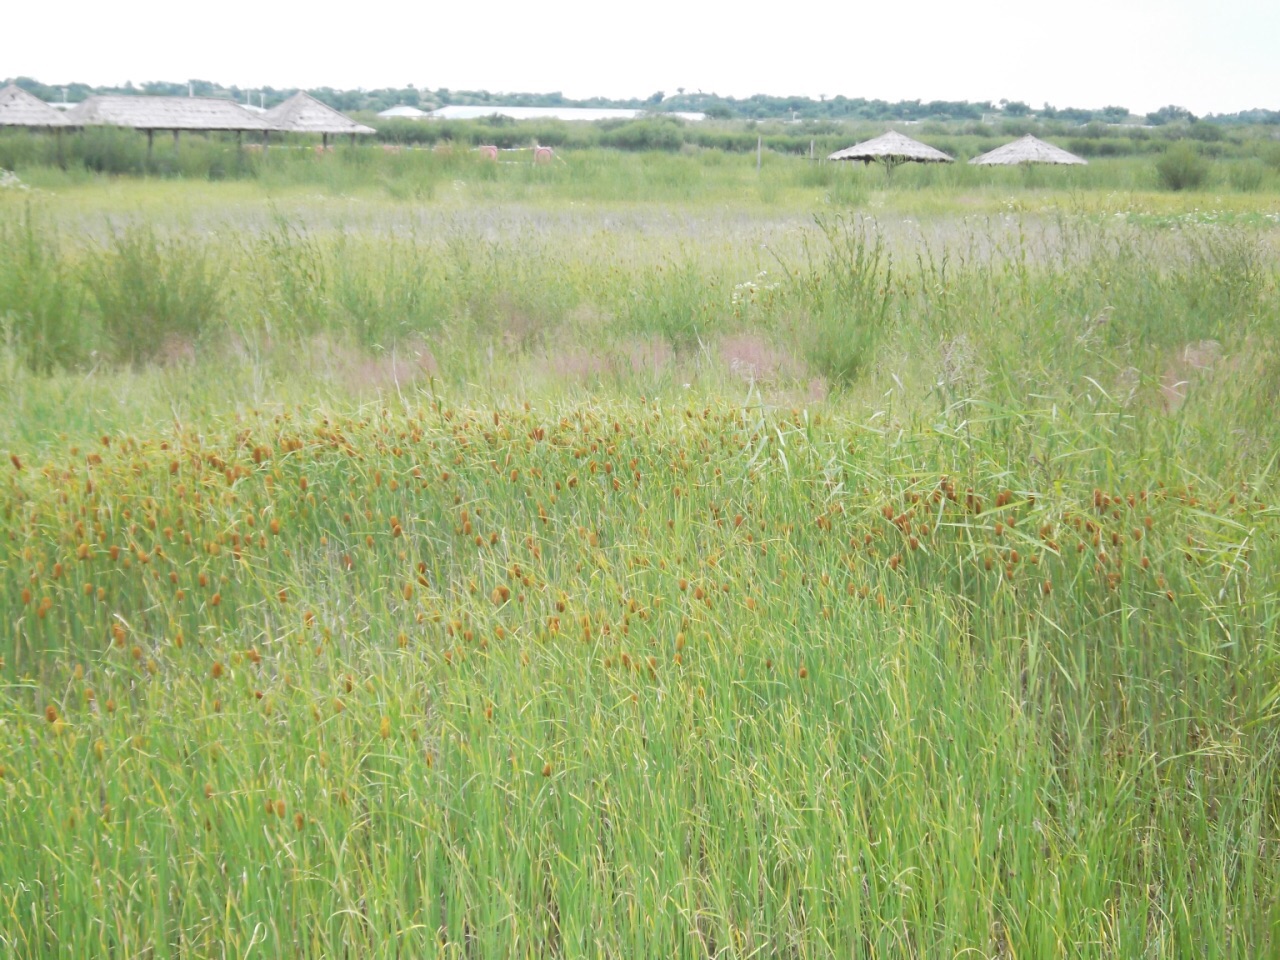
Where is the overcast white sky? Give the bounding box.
[3,0,1277,115]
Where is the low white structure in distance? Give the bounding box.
[378,105,429,119]
[428,105,706,122]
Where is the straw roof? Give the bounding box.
[969,134,1086,166]
[828,130,952,163]
[66,96,272,131]
[264,93,375,135]
[0,83,70,127]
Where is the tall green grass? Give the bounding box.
[2,197,1274,418]
[0,178,1278,957]
[1,391,1278,956]
[0,203,82,372]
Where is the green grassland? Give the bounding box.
[2,147,1280,957]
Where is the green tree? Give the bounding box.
[1146,105,1196,125]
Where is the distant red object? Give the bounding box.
[478,145,499,160]
[314,144,334,155]
[533,146,553,164]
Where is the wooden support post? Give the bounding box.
[322,132,328,149]
[810,139,815,161]
[146,129,154,164]
[173,129,180,150]
[56,127,65,170]
[263,130,270,154]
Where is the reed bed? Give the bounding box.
[3,393,1279,957]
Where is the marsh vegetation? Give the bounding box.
[2,148,1279,957]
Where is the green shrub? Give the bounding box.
[792,215,892,384]
[1188,121,1223,141]
[84,225,223,365]
[76,127,148,175]
[599,119,687,152]
[0,130,59,170]
[618,259,716,351]
[1227,158,1267,192]
[1155,144,1209,190]
[0,205,87,371]
[823,167,869,207]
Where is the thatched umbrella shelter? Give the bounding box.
[263,93,375,147]
[969,134,1086,165]
[66,95,272,157]
[828,130,953,170]
[0,84,70,128]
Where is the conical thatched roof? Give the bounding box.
[969,134,1086,166]
[0,84,70,127]
[264,93,375,135]
[828,130,952,164]
[66,96,271,131]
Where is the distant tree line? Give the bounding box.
[5,76,1277,126]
